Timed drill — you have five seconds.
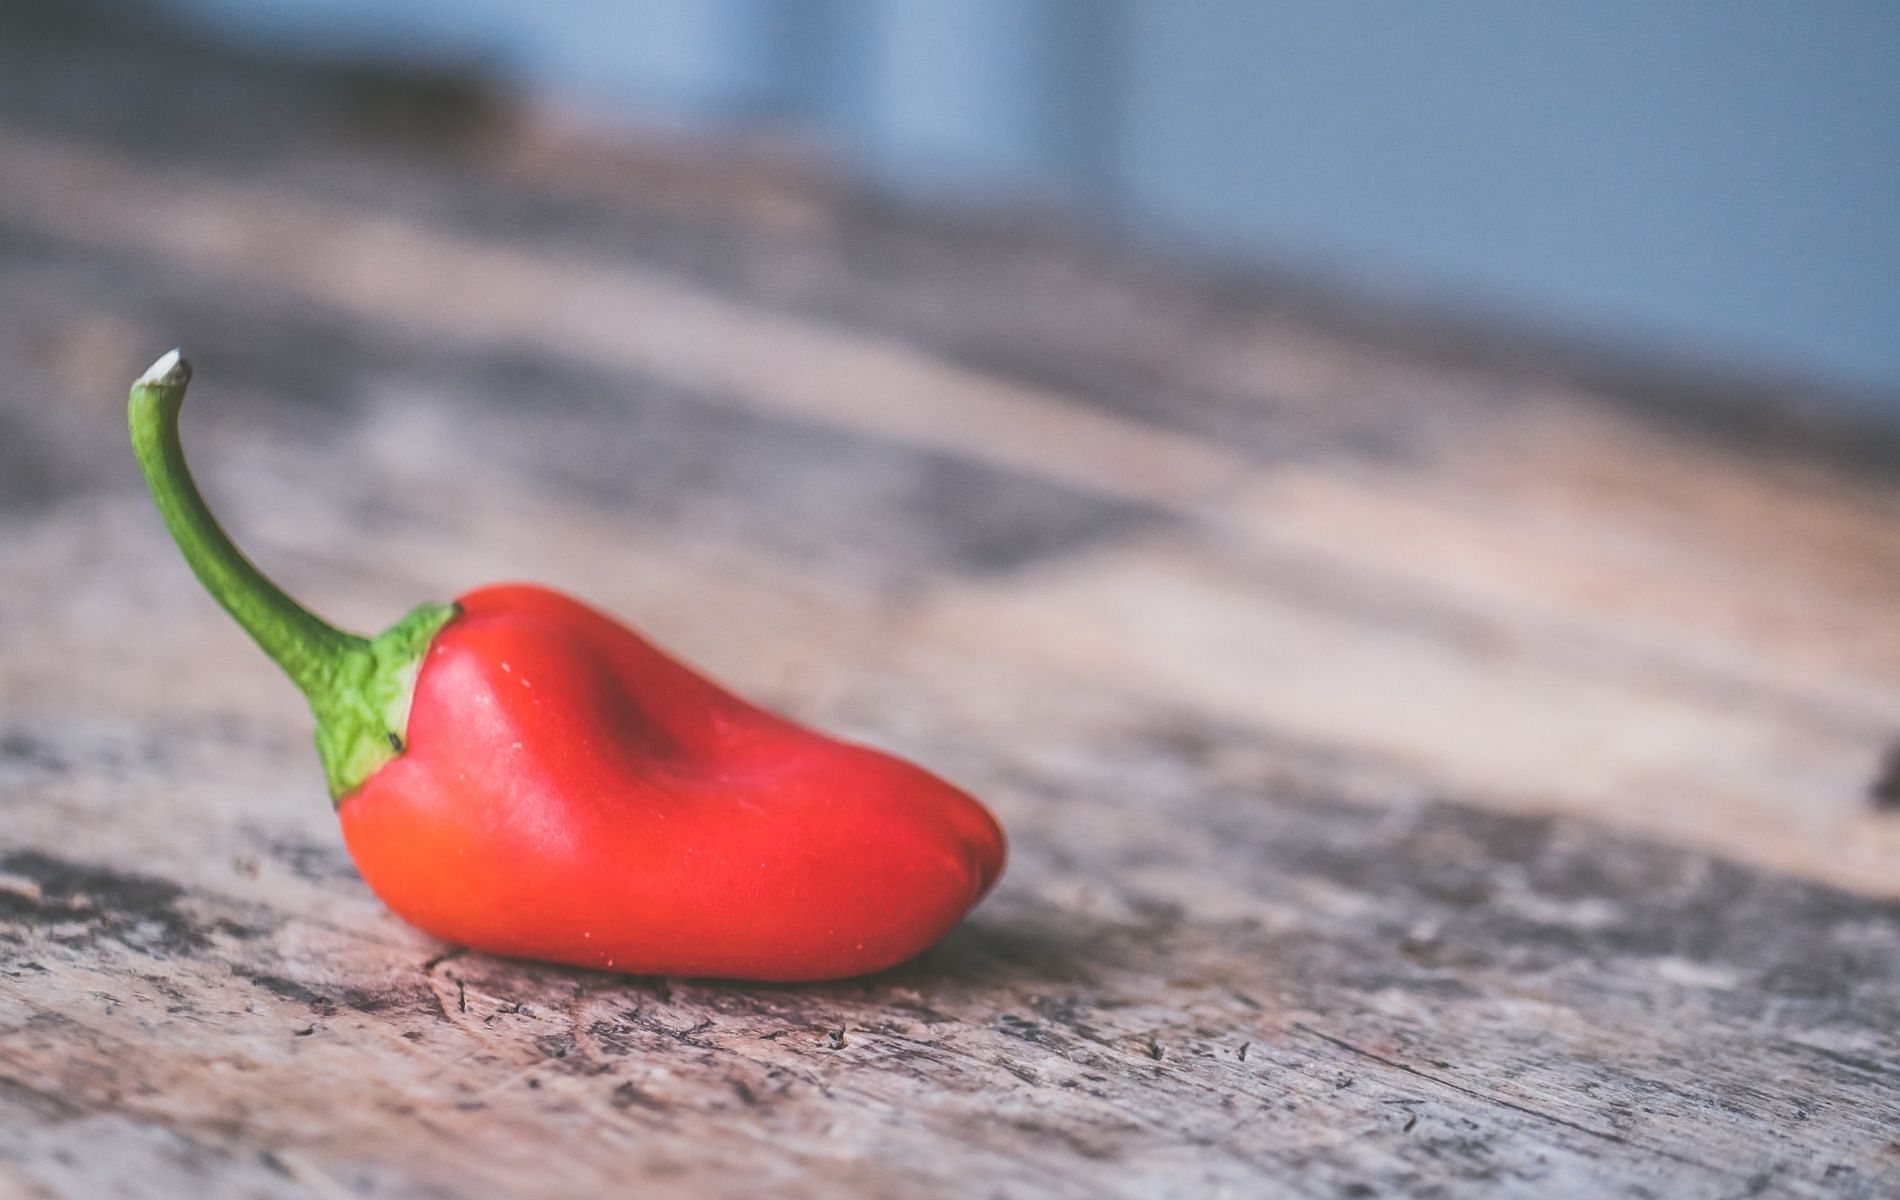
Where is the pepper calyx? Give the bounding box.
[313,601,460,802]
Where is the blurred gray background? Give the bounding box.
[137,0,1899,410]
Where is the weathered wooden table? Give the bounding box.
[3,21,1899,1199]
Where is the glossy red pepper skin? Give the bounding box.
[341,585,1006,980]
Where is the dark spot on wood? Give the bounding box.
[1003,1115,1130,1163]
[611,1081,664,1112]
[997,1060,1040,1087]
[328,59,511,153]
[934,336,1227,446]
[232,966,427,1017]
[456,979,467,1013]
[0,851,212,955]
[1145,1037,1164,1061]
[889,999,953,1025]
[1026,994,1114,1046]
[258,836,359,884]
[1403,1112,1419,1133]
[232,969,336,1014]
[592,1011,720,1054]
[1871,742,1900,811]
[996,1013,1066,1052]
[0,730,63,771]
[0,1075,85,1121]
[420,948,466,973]
[585,1019,632,1057]
[293,1025,316,1037]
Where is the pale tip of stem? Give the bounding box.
[136,348,192,390]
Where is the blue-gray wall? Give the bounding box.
[149,0,1900,405]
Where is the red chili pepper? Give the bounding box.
[128,351,1004,980]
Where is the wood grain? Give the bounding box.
[1,20,1897,1199]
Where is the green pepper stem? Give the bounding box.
[128,350,458,800]
[128,350,368,696]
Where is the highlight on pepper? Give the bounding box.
[128,349,1006,982]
